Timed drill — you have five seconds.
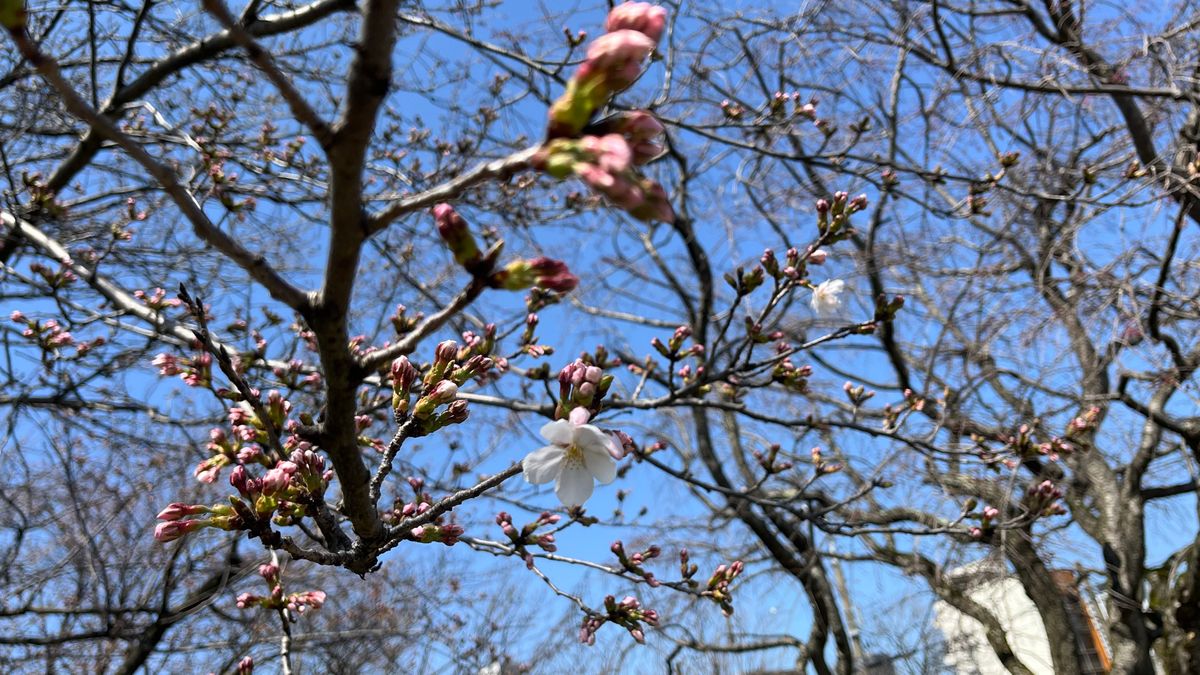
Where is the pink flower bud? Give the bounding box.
[582,134,633,173]
[435,340,458,365]
[443,399,470,424]
[154,519,203,543]
[617,110,665,141]
[569,406,591,426]
[605,2,667,43]
[258,562,280,584]
[152,353,181,376]
[194,456,228,484]
[584,30,656,88]
[260,465,294,496]
[433,203,481,266]
[157,503,209,521]
[229,464,251,495]
[427,380,458,404]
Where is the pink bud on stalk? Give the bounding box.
[413,380,458,419]
[156,503,211,521]
[153,519,205,543]
[547,5,666,139]
[492,257,579,293]
[433,203,481,267]
[286,590,326,613]
[260,461,298,496]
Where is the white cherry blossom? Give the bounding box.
[810,279,846,317]
[522,408,618,506]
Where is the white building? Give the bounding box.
[932,562,1115,675]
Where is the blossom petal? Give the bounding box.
[584,449,617,485]
[556,465,595,506]
[572,423,614,454]
[523,445,564,484]
[540,419,573,445]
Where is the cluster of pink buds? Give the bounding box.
[237,656,254,674]
[154,501,237,542]
[882,388,927,429]
[968,504,1002,540]
[556,358,614,419]
[761,91,818,120]
[193,420,278,484]
[271,358,321,390]
[235,562,327,616]
[762,246,827,285]
[1066,406,1101,438]
[703,560,744,616]
[1037,437,1075,461]
[579,594,661,645]
[10,313,102,356]
[815,192,868,241]
[752,443,793,474]
[674,363,705,387]
[772,357,812,393]
[383,475,429,523]
[720,99,745,119]
[533,132,674,223]
[611,540,662,587]
[216,450,331,529]
[390,304,422,336]
[843,381,875,406]
[517,313,552,357]
[134,287,182,311]
[650,325,703,361]
[1027,479,1066,517]
[28,261,77,289]
[537,4,674,222]
[496,511,560,567]
[808,446,842,475]
[151,351,212,387]
[392,339,492,433]
[381,478,464,546]
[460,324,497,353]
[1002,423,1042,459]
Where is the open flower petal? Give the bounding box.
[556,464,595,506]
[523,445,564,484]
[810,279,846,317]
[584,450,617,485]
[540,419,574,446]
[573,424,614,454]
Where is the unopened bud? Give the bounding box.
[433,203,481,266]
